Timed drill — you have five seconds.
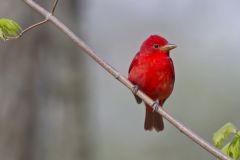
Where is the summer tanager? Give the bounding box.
[128,35,176,132]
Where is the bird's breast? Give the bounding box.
[129,55,175,100]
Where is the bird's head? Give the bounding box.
[140,35,176,55]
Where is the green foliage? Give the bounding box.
[213,123,237,148]
[0,18,21,40]
[213,123,240,160]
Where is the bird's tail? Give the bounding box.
[144,104,164,132]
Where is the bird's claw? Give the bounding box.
[131,85,142,104]
[152,100,159,112]
[132,85,139,94]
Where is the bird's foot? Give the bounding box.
[132,85,139,94]
[131,85,142,104]
[152,100,160,112]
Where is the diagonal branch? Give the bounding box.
[23,0,231,160]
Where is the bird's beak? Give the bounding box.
[160,44,177,52]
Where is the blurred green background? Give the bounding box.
[0,0,240,160]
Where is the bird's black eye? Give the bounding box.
[153,44,160,49]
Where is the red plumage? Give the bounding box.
[128,35,176,132]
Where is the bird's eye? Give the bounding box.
[153,44,160,49]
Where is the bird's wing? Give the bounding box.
[128,52,140,73]
[128,52,142,104]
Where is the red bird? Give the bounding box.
[128,35,176,132]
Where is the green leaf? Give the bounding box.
[237,131,240,137]
[0,18,22,40]
[230,137,240,160]
[213,123,237,148]
[0,28,4,39]
[222,142,231,155]
[222,135,240,160]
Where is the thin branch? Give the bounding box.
[18,18,49,37]
[51,0,59,14]
[16,0,59,38]
[5,17,49,41]
[23,0,231,160]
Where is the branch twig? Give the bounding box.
[22,0,231,160]
[17,0,59,38]
[51,0,59,14]
[18,18,49,37]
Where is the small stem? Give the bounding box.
[5,15,50,41]
[51,0,59,14]
[15,0,59,39]
[19,17,49,37]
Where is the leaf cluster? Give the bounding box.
[213,123,240,160]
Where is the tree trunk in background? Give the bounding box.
[0,1,93,160]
